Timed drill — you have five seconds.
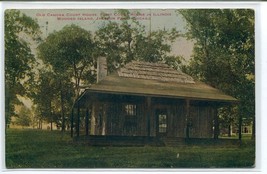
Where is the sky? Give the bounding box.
[20,9,194,61]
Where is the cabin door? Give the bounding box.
[156,109,168,137]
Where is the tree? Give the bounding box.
[95,9,181,73]
[5,10,41,127]
[178,9,255,139]
[37,25,95,131]
[38,24,96,99]
[31,67,75,131]
[32,70,56,130]
[15,105,32,128]
[52,71,75,131]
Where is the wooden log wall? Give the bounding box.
[189,105,214,138]
[81,93,217,139]
[170,104,185,137]
[105,101,146,136]
[137,103,147,136]
[148,109,156,137]
[149,98,215,138]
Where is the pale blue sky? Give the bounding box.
[20,9,193,61]
[21,9,187,34]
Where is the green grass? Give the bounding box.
[5,128,255,168]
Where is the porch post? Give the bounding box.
[102,105,107,135]
[76,102,80,137]
[147,97,151,137]
[214,106,219,139]
[71,108,74,137]
[85,108,89,136]
[185,99,190,139]
[238,113,243,141]
[90,103,96,135]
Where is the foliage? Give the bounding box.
[31,70,57,128]
[37,24,96,97]
[15,106,32,127]
[5,9,41,126]
[31,68,75,130]
[95,9,181,73]
[177,9,255,137]
[218,106,239,136]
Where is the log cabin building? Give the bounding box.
[71,57,238,146]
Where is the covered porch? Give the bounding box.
[70,91,239,146]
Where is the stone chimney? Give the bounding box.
[97,57,107,83]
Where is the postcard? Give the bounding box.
[4,8,255,169]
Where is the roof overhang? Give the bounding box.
[76,74,238,105]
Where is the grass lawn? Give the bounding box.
[5,128,255,168]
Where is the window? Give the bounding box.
[242,125,252,134]
[158,114,167,133]
[125,104,137,116]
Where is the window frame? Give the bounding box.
[124,104,137,116]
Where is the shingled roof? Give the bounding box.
[118,61,195,84]
[80,61,237,102]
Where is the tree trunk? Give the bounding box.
[50,101,53,131]
[76,103,80,137]
[40,119,42,129]
[251,116,255,140]
[85,108,89,136]
[71,108,74,137]
[228,124,231,137]
[238,114,242,141]
[60,85,65,132]
[5,96,11,130]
